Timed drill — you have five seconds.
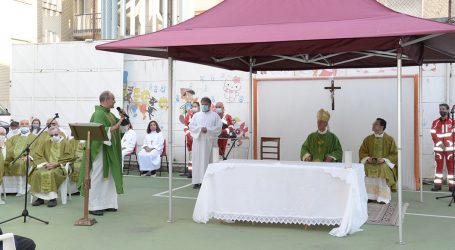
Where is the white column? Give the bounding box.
[120,0,126,37]
[129,0,136,36]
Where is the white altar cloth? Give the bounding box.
[193,160,368,237]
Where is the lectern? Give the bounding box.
[69,123,107,226]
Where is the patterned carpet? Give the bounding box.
[367,202,408,226]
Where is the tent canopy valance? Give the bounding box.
[96,0,455,71]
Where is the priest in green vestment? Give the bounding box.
[29,126,73,207]
[300,109,343,162]
[5,120,38,196]
[0,127,6,204]
[78,90,124,216]
[359,118,397,203]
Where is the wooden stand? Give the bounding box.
[69,123,107,226]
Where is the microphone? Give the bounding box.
[116,107,129,119]
[55,113,59,118]
[451,105,455,114]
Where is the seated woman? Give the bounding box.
[137,120,164,176]
[121,122,137,172]
[30,118,42,135]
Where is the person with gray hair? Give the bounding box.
[78,90,124,216]
[29,126,73,207]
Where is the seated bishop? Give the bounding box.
[29,126,73,207]
[300,109,342,162]
[359,118,398,204]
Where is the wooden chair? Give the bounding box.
[159,140,169,176]
[124,144,138,175]
[260,137,280,160]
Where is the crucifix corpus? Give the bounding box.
[324,79,341,110]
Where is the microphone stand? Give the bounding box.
[436,110,455,206]
[0,113,59,225]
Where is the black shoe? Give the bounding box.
[89,210,104,216]
[32,198,44,206]
[431,185,442,191]
[104,208,118,212]
[150,170,157,175]
[47,199,57,207]
[193,184,201,189]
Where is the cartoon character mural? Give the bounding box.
[158,97,168,110]
[223,76,242,102]
[147,96,158,119]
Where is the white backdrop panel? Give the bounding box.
[35,72,55,98]
[11,45,35,72]
[54,72,78,98]
[257,77,416,189]
[11,73,34,98]
[36,44,56,70]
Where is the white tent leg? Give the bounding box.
[167,57,174,223]
[419,65,423,203]
[397,52,404,244]
[249,57,254,159]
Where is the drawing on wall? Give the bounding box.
[313,69,337,77]
[123,80,169,121]
[223,76,241,102]
[178,88,198,124]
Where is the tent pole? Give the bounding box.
[397,52,404,244]
[167,0,174,223]
[419,65,423,202]
[249,57,254,159]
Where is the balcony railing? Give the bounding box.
[73,13,101,40]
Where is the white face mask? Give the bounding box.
[120,126,128,133]
[51,135,61,143]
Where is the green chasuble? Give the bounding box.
[300,131,343,162]
[5,133,38,176]
[78,105,124,195]
[29,138,73,193]
[69,140,84,183]
[359,133,398,192]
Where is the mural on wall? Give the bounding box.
[122,71,169,123]
[223,76,242,102]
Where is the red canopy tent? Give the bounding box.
[96,0,455,240]
[97,0,455,71]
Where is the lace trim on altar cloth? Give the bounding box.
[209,212,342,226]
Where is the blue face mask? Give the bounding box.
[201,105,209,112]
[20,127,30,134]
[216,108,223,114]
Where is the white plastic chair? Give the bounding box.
[30,163,71,205]
[0,233,16,250]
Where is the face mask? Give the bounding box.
[20,127,30,134]
[120,125,128,133]
[192,107,199,113]
[51,135,61,143]
[0,135,5,143]
[32,124,40,129]
[216,108,223,114]
[440,111,448,117]
[201,105,209,112]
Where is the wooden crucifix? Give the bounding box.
[324,79,341,110]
